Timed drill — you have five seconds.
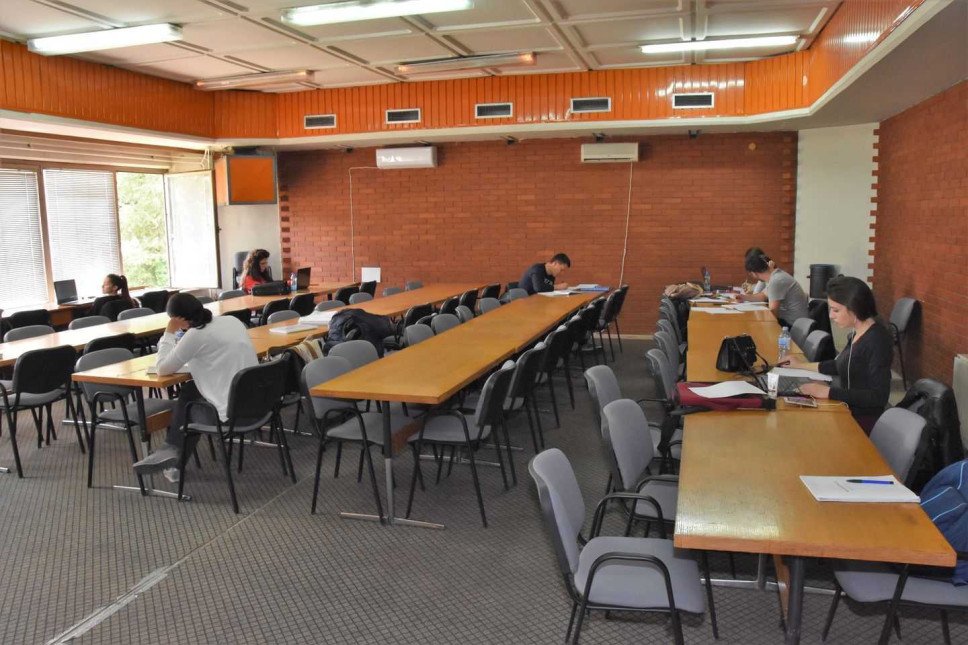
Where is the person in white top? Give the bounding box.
[155,293,258,480]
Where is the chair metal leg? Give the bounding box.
[896,339,908,389]
[529,395,545,450]
[565,601,579,642]
[333,441,343,478]
[177,434,191,501]
[563,360,576,409]
[606,327,615,362]
[614,318,623,352]
[237,434,245,473]
[522,402,539,453]
[7,410,23,478]
[86,420,97,489]
[356,447,365,482]
[488,431,508,491]
[597,331,608,364]
[940,609,951,645]
[547,375,560,428]
[500,417,516,485]
[701,551,719,639]
[821,583,841,641]
[406,443,422,518]
[65,396,84,453]
[878,565,909,645]
[571,601,588,644]
[311,437,326,514]
[362,443,384,522]
[216,432,241,514]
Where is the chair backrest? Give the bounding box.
[404,324,434,347]
[431,313,460,334]
[101,299,133,321]
[69,316,110,330]
[897,378,965,488]
[438,297,459,316]
[315,300,344,312]
[8,309,52,328]
[577,303,599,336]
[13,345,77,395]
[416,314,435,327]
[455,305,474,323]
[221,309,251,328]
[808,299,831,334]
[348,292,373,304]
[139,290,169,313]
[4,324,54,342]
[612,286,629,317]
[790,317,816,350]
[196,295,214,304]
[870,408,929,485]
[117,307,154,321]
[539,326,571,372]
[600,291,620,324]
[529,448,586,575]
[655,318,678,344]
[505,281,519,292]
[328,339,378,369]
[289,293,316,316]
[267,310,300,324]
[584,365,622,425]
[602,399,655,490]
[334,286,358,304]
[405,281,423,291]
[890,297,920,336]
[480,284,501,300]
[802,330,835,362]
[658,308,683,345]
[402,303,434,327]
[474,363,515,430]
[226,358,288,424]
[75,348,136,401]
[219,289,246,301]
[382,286,403,297]
[458,289,478,311]
[508,344,545,399]
[84,332,136,354]
[647,348,677,401]
[301,355,356,419]
[359,281,377,296]
[259,299,289,326]
[479,297,501,314]
[653,330,680,377]
[506,288,529,301]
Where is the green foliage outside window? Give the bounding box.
[117,173,169,287]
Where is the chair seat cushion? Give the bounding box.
[99,398,176,424]
[327,411,413,445]
[634,479,679,522]
[188,412,272,435]
[835,562,968,607]
[408,413,490,444]
[0,388,65,408]
[574,537,706,613]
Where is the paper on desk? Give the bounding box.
[300,311,337,326]
[725,303,770,311]
[770,367,832,382]
[538,290,573,297]
[690,307,744,315]
[688,382,765,398]
[800,476,919,503]
[575,283,599,289]
[269,323,317,334]
[691,297,730,303]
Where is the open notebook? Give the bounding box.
[800,475,919,503]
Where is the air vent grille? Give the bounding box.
[475,102,513,119]
[570,97,611,114]
[672,93,715,109]
[386,108,421,124]
[304,114,336,129]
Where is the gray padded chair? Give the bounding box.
[404,324,434,347]
[267,310,300,325]
[889,297,920,388]
[802,330,835,362]
[431,313,459,334]
[455,305,474,323]
[4,325,54,342]
[117,307,154,321]
[870,407,929,485]
[315,300,345,312]
[328,340,378,369]
[528,448,713,644]
[382,286,403,297]
[656,318,686,356]
[405,281,423,291]
[218,289,246,301]
[69,316,110,330]
[653,330,682,380]
[789,317,816,350]
[196,296,214,304]
[506,288,529,301]
[348,292,373,304]
[479,297,501,314]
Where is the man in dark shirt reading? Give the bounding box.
[520,253,571,295]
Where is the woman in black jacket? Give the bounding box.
[89,273,133,317]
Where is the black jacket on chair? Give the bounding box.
[898,378,965,492]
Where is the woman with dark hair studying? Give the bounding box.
[239,249,271,293]
[90,273,133,316]
[152,293,258,482]
[785,276,894,434]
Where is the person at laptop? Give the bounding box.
[520,253,571,295]
[150,293,258,482]
[89,274,133,317]
[738,247,774,297]
[737,253,808,326]
[785,276,893,434]
[239,249,271,293]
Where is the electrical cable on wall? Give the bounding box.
[618,160,634,287]
[348,166,377,281]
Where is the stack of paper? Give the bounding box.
[770,367,832,382]
[800,475,919,503]
[299,311,338,326]
[690,307,743,315]
[538,290,574,297]
[691,297,729,303]
[269,323,318,334]
[725,303,770,311]
[688,382,765,398]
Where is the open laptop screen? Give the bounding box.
[296,267,311,291]
[54,279,78,304]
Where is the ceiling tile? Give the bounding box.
[450,26,561,55]
[132,56,256,82]
[77,42,199,65]
[700,43,799,62]
[420,0,540,30]
[51,0,227,25]
[334,34,454,65]
[312,67,392,87]
[225,44,347,70]
[500,52,581,74]
[705,6,829,37]
[573,16,683,46]
[0,0,104,38]
[554,0,683,21]
[181,18,296,53]
[592,47,685,68]
[402,69,488,81]
[255,16,413,43]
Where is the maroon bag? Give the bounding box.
[676,382,772,411]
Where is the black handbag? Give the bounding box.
[716,334,757,372]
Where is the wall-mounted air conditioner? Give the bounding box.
[375,147,437,169]
[580,143,639,163]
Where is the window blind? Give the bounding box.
[0,169,49,309]
[42,169,122,296]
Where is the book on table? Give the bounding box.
[799,475,919,503]
[269,323,318,334]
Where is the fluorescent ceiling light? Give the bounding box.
[195,70,312,91]
[27,24,182,56]
[640,35,798,54]
[283,0,473,26]
[397,52,535,74]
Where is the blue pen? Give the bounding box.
[846,479,894,485]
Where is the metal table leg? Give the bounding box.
[785,556,806,645]
[113,389,189,501]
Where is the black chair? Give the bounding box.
[808,299,832,334]
[139,290,170,313]
[480,284,501,301]
[889,297,920,388]
[258,299,289,326]
[505,281,519,293]
[0,345,82,477]
[537,326,575,425]
[334,286,358,304]
[101,299,133,322]
[231,251,247,289]
[9,309,52,329]
[359,281,377,297]
[506,344,548,453]
[438,297,459,317]
[611,285,630,352]
[222,309,251,328]
[176,358,295,514]
[289,293,316,316]
[84,333,137,355]
[898,378,965,492]
[458,289,478,313]
[593,291,621,362]
[576,301,607,367]
[802,330,835,362]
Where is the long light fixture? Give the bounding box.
[397,52,535,75]
[27,24,182,56]
[282,0,473,26]
[641,35,798,54]
[194,70,312,91]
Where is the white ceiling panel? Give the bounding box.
[226,44,347,70]
[259,83,315,93]
[704,6,830,37]
[334,34,454,65]
[402,69,488,81]
[419,0,541,31]
[78,42,200,65]
[573,16,684,47]
[0,0,104,38]
[553,0,683,21]
[132,56,256,82]
[450,26,561,55]
[181,18,296,53]
[312,66,391,87]
[52,0,228,25]
[500,51,581,74]
[592,47,685,68]
[258,17,413,43]
[700,42,799,62]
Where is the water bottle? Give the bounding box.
[703,267,711,293]
[289,271,297,293]
[778,327,791,362]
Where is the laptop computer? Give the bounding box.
[54,279,80,305]
[296,267,311,291]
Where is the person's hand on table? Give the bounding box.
[783,355,810,370]
[165,317,189,334]
[556,283,569,289]
[798,382,830,399]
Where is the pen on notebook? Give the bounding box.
[846,479,894,485]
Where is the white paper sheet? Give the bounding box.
[300,311,337,326]
[688,382,765,398]
[799,476,919,503]
[770,367,832,382]
[269,323,317,334]
[725,303,770,311]
[537,290,573,297]
[361,267,381,283]
[575,283,599,289]
[691,297,730,303]
[690,307,744,315]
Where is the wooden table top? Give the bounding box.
[674,410,955,567]
[686,317,804,383]
[346,283,487,318]
[311,292,595,405]
[206,283,352,315]
[688,306,778,324]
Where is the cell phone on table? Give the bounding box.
[783,396,818,408]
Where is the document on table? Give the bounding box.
[690,307,744,315]
[800,476,919,503]
[688,382,766,398]
[538,290,574,297]
[691,297,730,303]
[724,303,770,311]
[770,367,832,382]
[146,363,190,375]
[299,311,337,326]
[269,323,318,334]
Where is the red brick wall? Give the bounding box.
[278,133,797,334]
[872,81,968,385]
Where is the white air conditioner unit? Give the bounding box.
[375,146,437,169]
[580,143,639,163]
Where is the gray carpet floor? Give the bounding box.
[0,339,962,644]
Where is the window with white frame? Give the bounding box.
[0,169,49,308]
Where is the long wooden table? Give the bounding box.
[675,303,955,644]
[345,283,486,317]
[310,291,598,528]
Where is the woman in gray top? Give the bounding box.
[738,252,809,326]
